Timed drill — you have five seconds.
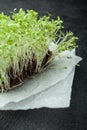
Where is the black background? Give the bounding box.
[0,0,87,130]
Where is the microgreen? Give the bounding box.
[0,8,78,92]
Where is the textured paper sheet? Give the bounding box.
[0,50,82,110]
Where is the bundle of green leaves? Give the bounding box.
[0,9,78,92]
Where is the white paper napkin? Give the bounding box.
[0,49,82,110]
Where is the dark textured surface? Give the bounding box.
[0,0,87,130]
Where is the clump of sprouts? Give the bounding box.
[0,9,78,92]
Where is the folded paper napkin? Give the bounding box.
[0,49,82,110]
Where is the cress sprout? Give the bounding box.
[0,9,78,92]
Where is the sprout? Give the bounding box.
[0,9,78,92]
